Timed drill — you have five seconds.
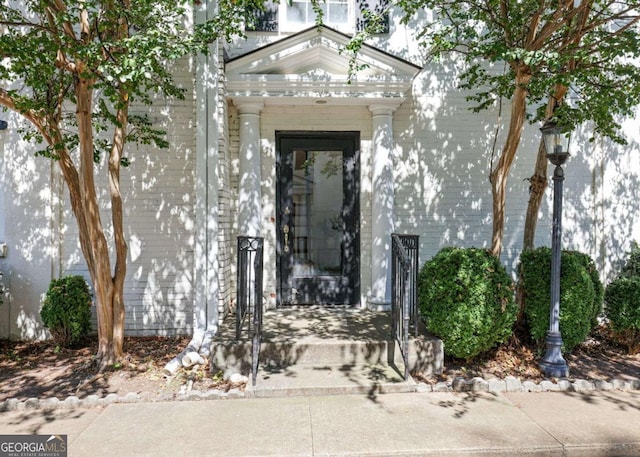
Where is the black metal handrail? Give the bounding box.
[391,234,420,380]
[236,236,264,386]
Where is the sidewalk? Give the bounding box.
[2,390,640,456]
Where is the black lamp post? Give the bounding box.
[539,119,571,378]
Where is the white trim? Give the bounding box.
[226,26,419,309]
[194,0,220,343]
[226,26,420,102]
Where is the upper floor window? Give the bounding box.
[248,0,389,34]
[286,0,351,32]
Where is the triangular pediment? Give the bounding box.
[225,26,421,102]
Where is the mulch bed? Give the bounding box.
[1,326,639,402]
[418,325,640,385]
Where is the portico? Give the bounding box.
[225,25,421,308]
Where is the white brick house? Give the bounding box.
[1,3,639,340]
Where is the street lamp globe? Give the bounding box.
[540,119,571,166]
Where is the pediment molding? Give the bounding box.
[225,25,421,104]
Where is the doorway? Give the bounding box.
[276,132,360,306]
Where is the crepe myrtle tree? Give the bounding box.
[354,0,640,257]
[0,0,267,367]
[519,2,640,252]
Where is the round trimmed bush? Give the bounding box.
[604,243,640,354]
[520,247,603,352]
[620,242,640,278]
[604,277,640,354]
[418,247,517,360]
[40,275,92,347]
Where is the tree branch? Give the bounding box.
[46,1,77,41]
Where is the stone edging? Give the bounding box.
[0,388,245,412]
[416,376,640,394]
[1,377,639,412]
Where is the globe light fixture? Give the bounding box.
[541,119,570,166]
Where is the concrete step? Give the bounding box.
[209,307,444,395]
[211,336,443,379]
[246,363,416,398]
[215,339,394,367]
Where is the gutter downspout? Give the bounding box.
[164,0,220,376]
[0,120,7,338]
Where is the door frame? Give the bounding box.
[275,131,360,307]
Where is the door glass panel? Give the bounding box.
[292,150,343,278]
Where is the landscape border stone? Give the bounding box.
[1,376,640,411]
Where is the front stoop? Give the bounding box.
[248,362,415,398]
[210,308,443,397]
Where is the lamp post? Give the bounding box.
[539,119,571,378]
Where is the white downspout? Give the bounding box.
[0,119,7,338]
[164,0,219,376]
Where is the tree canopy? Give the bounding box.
[393,0,640,255]
[0,0,262,365]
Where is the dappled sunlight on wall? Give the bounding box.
[0,112,55,339]
[363,9,428,66]
[60,57,197,337]
[394,57,540,272]
[559,123,600,264]
[600,120,640,281]
[549,113,640,283]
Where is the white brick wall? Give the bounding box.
[3,10,640,339]
[0,114,54,339]
[223,78,637,307]
[61,56,197,337]
[394,67,529,269]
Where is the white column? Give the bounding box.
[369,104,396,307]
[237,102,264,237]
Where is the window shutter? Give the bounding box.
[247,1,279,32]
[356,0,390,33]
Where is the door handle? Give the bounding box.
[283,224,290,253]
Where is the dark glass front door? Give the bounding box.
[276,132,360,306]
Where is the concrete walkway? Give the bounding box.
[2,390,640,456]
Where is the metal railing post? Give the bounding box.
[237,236,264,386]
[391,234,419,380]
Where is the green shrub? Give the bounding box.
[620,242,640,278]
[418,247,517,360]
[604,243,640,354]
[40,275,92,347]
[604,277,640,354]
[520,248,603,352]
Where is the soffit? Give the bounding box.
[225,25,422,104]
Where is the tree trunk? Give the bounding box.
[74,70,123,366]
[489,72,530,257]
[108,98,129,363]
[522,140,548,251]
[521,91,567,251]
